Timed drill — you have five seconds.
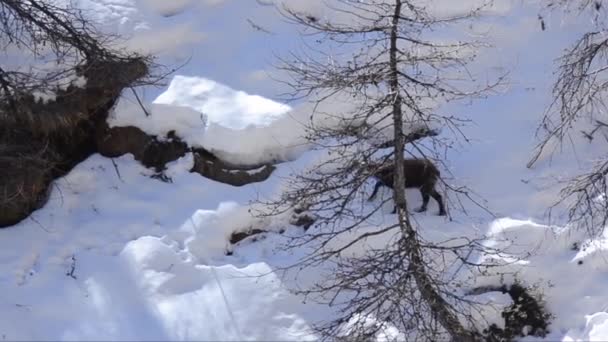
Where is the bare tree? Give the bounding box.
[530,0,608,235]
[258,1,516,340]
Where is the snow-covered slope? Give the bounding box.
[3,0,608,341]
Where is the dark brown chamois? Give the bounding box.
[367,159,446,216]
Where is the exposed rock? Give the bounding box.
[96,122,277,185]
[228,209,316,251]
[96,123,189,171]
[191,152,276,186]
[229,229,267,245]
[289,213,315,231]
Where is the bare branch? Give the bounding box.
[531,1,608,235]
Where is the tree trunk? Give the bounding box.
[388,1,478,340]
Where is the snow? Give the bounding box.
[572,313,608,342]
[0,151,322,340]
[468,218,608,341]
[154,76,291,130]
[120,236,315,341]
[108,77,307,165]
[467,291,513,331]
[32,90,57,104]
[4,0,608,341]
[109,75,306,165]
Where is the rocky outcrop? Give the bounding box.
[97,121,277,185]
[96,124,189,171]
[191,153,276,186]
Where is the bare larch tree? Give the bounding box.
[530,0,608,235]
[259,0,513,341]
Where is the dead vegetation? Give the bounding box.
[0,57,150,227]
[0,0,156,227]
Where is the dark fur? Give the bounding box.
[367,159,446,216]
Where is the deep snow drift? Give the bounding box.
[3,0,608,341]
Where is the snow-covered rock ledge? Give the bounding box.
[109,75,309,167]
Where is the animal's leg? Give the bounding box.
[415,187,430,213]
[368,180,383,201]
[429,188,446,216]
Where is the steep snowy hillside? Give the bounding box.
[3,0,608,341]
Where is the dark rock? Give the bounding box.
[96,122,189,171]
[191,152,276,186]
[229,229,267,245]
[290,213,316,231]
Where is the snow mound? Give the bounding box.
[122,236,181,271]
[110,100,207,143]
[122,235,316,340]
[155,75,291,130]
[572,313,608,342]
[109,75,310,165]
[175,202,261,260]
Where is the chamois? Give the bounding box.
[367,158,446,216]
